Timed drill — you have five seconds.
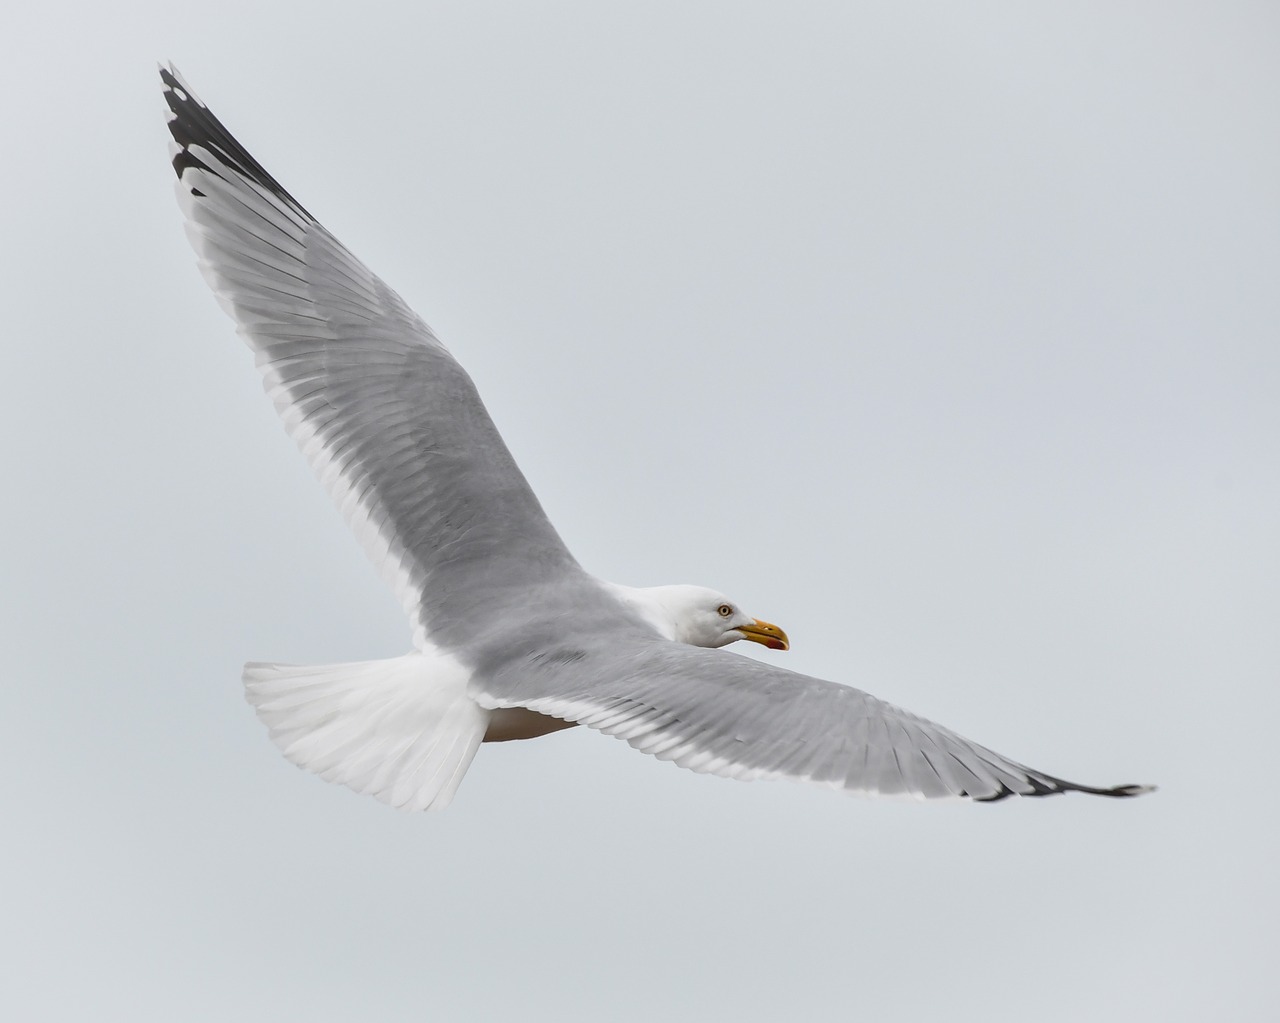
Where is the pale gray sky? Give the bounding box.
[3,3,1277,1021]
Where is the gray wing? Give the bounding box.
[162,67,581,652]
[473,639,1153,801]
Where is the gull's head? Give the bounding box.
[638,585,790,651]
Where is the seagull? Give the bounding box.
[162,66,1153,811]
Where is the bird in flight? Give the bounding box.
[162,66,1152,811]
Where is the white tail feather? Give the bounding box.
[243,652,489,811]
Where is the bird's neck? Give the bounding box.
[596,580,682,642]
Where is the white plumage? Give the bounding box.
[244,654,485,811]
[164,65,1152,810]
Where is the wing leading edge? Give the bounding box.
[474,639,1153,801]
[162,66,582,656]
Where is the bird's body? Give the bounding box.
[163,66,1152,811]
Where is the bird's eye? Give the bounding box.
[717,604,733,618]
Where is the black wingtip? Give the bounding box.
[1055,779,1158,799]
[160,65,316,222]
[1101,783,1158,798]
[975,777,1157,803]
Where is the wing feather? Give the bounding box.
[473,640,1153,801]
[162,66,582,655]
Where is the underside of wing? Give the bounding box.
[161,66,580,653]
[472,640,1153,801]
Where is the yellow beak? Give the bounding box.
[736,618,790,651]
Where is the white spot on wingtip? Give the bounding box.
[174,87,188,101]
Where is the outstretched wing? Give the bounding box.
[473,640,1153,801]
[162,66,581,653]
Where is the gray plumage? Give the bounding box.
[164,65,1152,809]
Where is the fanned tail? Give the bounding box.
[243,652,489,811]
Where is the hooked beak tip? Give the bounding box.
[737,618,790,652]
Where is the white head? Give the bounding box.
[624,584,790,651]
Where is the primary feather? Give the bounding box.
[164,65,1152,809]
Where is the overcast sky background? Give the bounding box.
[3,3,1276,1020]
